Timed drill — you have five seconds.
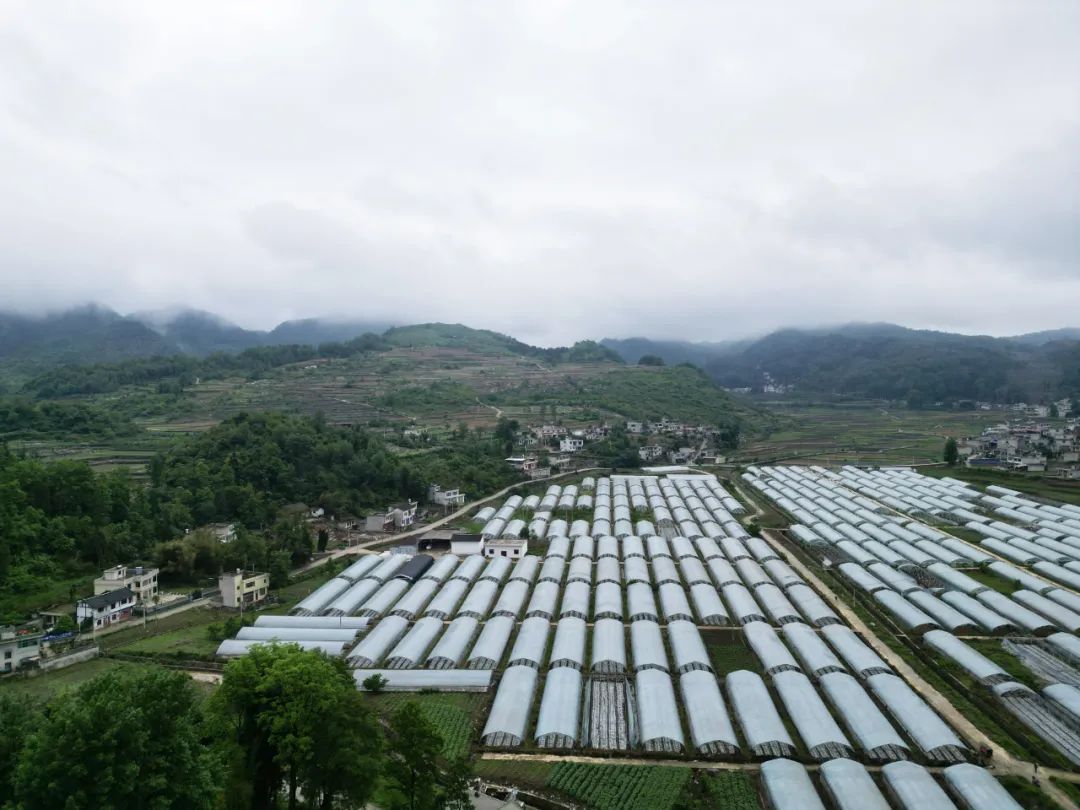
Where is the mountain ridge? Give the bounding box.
[3,307,1078,402]
[603,323,1080,403]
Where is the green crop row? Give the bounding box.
[699,771,759,809]
[546,763,690,810]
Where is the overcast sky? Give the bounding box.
[1,2,1078,345]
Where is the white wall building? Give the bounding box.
[94,565,159,603]
[219,570,270,609]
[560,437,585,453]
[484,537,527,558]
[77,588,136,630]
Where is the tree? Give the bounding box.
[304,689,384,810]
[362,673,389,693]
[638,354,665,366]
[944,437,959,467]
[210,643,381,810]
[15,668,220,810]
[53,614,77,633]
[0,693,39,806]
[384,702,443,810]
[439,756,474,810]
[268,550,291,589]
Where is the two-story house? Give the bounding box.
[94,565,159,604]
[76,587,136,630]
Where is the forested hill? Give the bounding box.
[604,324,1080,404]
[0,306,620,372]
[0,305,395,365]
[0,412,520,618]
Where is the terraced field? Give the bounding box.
[734,404,999,466]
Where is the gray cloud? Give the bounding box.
[0,1,1078,345]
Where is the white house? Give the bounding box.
[94,565,159,603]
[428,484,466,508]
[1,622,43,673]
[639,445,665,461]
[533,425,566,439]
[484,536,527,559]
[219,570,270,609]
[204,523,237,543]
[364,500,419,532]
[450,533,485,555]
[560,437,585,453]
[77,587,136,630]
[506,456,539,472]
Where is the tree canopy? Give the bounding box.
[944,437,960,466]
[14,667,220,810]
[209,642,382,810]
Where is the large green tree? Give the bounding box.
[211,643,381,810]
[0,692,39,806]
[384,702,443,810]
[14,667,220,810]
[944,437,959,466]
[439,756,474,810]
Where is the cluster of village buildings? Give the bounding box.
[3,417,734,675]
[969,397,1076,418]
[506,419,728,476]
[2,561,272,674]
[958,413,1080,476]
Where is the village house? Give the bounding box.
[450,533,485,555]
[76,587,136,630]
[505,456,539,472]
[94,564,159,603]
[203,523,238,543]
[0,621,43,673]
[364,500,419,532]
[218,570,270,609]
[532,424,567,439]
[560,436,585,453]
[639,445,665,462]
[484,536,528,559]
[428,484,466,509]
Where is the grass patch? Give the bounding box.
[922,467,1080,506]
[474,760,554,789]
[1051,777,1080,806]
[703,631,762,676]
[0,658,154,700]
[0,571,97,622]
[365,692,485,759]
[942,527,986,544]
[546,762,691,810]
[477,760,695,810]
[100,606,228,652]
[687,771,761,809]
[997,775,1058,810]
[963,568,1018,595]
[966,639,1042,689]
[119,623,223,657]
